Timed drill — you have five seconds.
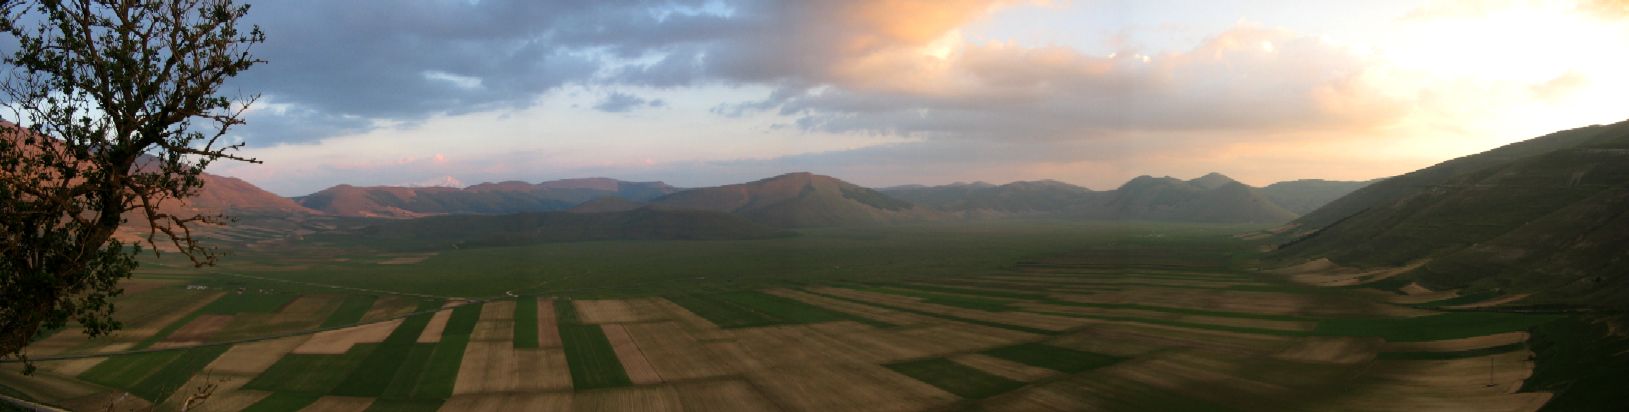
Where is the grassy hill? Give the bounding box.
[1271,119,1629,307]
[649,172,937,227]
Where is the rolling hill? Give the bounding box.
[648,172,939,227]
[1259,179,1374,215]
[294,178,677,218]
[355,207,792,248]
[1270,119,1629,307]
[884,173,1332,224]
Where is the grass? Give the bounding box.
[1522,315,1629,411]
[320,295,378,328]
[666,290,890,329]
[364,399,444,412]
[514,297,539,348]
[220,220,1262,297]
[329,300,441,396]
[243,346,378,394]
[1376,343,1527,360]
[198,292,298,314]
[802,289,1054,335]
[124,345,231,402]
[982,343,1126,373]
[79,351,183,392]
[846,286,1013,312]
[885,358,1023,399]
[1312,312,1562,342]
[75,346,235,402]
[241,392,321,412]
[407,303,482,400]
[554,300,631,389]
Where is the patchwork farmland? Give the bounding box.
[0,223,1576,411]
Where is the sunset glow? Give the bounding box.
[206,0,1629,195]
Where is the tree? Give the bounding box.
[0,0,263,370]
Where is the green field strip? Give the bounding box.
[364,399,444,412]
[243,345,378,394]
[893,282,1050,300]
[844,286,1015,312]
[329,301,442,396]
[198,293,300,314]
[1312,312,1562,342]
[666,291,891,329]
[78,351,185,394]
[319,295,379,328]
[408,303,482,400]
[130,292,301,350]
[886,358,1024,399]
[1377,342,1527,360]
[982,343,1126,373]
[904,280,1318,323]
[665,294,776,327]
[1032,311,1310,336]
[553,298,632,389]
[124,345,231,402]
[241,392,322,412]
[801,289,1054,335]
[379,344,437,400]
[1036,300,1315,322]
[554,299,582,324]
[514,297,540,348]
[1405,291,1503,308]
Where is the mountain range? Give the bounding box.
[1269,119,1629,307]
[157,170,1368,229]
[883,172,1366,224]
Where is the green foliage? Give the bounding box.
[803,289,1051,334]
[1312,312,1561,342]
[241,392,321,412]
[0,0,265,363]
[514,298,539,348]
[885,358,1023,399]
[319,295,378,328]
[982,343,1125,373]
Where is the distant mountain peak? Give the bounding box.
[1188,172,1241,189]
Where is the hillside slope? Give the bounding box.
[1260,179,1373,215]
[1270,119,1629,307]
[889,173,1311,224]
[296,178,676,217]
[649,172,936,227]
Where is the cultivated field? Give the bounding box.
[0,221,1575,411]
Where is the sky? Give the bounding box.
[192,0,1629,196]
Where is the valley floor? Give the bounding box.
[0,222,1577,411]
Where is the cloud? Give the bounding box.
[593,92,664,113]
